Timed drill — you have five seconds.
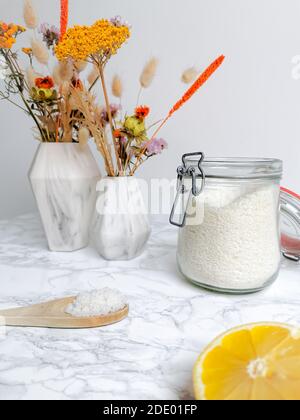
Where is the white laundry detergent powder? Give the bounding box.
[177,184,281,291]
[65,288,128,317]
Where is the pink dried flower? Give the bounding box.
[100,104,121,126]
[146,138,168,155]
[39,23,59,49]
[110,16,131,29]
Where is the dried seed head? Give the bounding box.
[31,38,49,65]
[112,75,123,98]
[26,66,40,88]
[74,60,88,73]
[78,127,90,148]
[68,93,78,110]
[23,0,38,29]
[61,81,70,97]
[57,60,74,82]
[181,67,198,84]
[88,66,99,86]
[52,65,62,86]
[140,57,158,88]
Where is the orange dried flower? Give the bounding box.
[0,37,16,49]
[148,55,225,144]
[113,129,122,138]
[135,106,150,119]
[1,22,8,32]
[0,22,26,49]
[6,24,18,37]
[35,76,55,89]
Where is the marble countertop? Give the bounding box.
[0,213,299,400]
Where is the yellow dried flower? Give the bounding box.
[31,87,57,101]
[18,25,27,33]
[55,19,130,62]
[22,47,32,56]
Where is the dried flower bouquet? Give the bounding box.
[0,0,225,177]
[0,4,94,147]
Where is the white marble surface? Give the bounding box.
[0,213,299,401]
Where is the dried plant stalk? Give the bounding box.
[23,0,38,29]
[60,91,72,143]
[69,87,115,176]
[169,55,225,117]
[131,55,225,175]
[98,65,122,174]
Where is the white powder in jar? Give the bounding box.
[177,184,281,291]
[65,288,128,317]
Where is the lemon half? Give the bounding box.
[193,323,300,400]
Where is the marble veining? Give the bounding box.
[0,213,299,400]
[29,143,100,252]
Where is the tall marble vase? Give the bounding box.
[92,177,151,260]
[29,143,101,252]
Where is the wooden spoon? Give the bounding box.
[0,297,129,329]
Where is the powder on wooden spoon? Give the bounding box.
[65,288,128,318]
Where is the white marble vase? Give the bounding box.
[92,177,151,260]
[29,143,101,252]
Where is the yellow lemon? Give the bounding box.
[193,323,300,400]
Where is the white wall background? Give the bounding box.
[0,0,300,219]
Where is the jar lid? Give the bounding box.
[186,157,283,180]
[280,187,300,261]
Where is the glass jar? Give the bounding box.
[280,188,300,261]
[170,153,299,294]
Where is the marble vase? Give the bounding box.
[29,143,101,252]
[92,177,151,260]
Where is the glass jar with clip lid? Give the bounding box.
[170,152,300,294]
